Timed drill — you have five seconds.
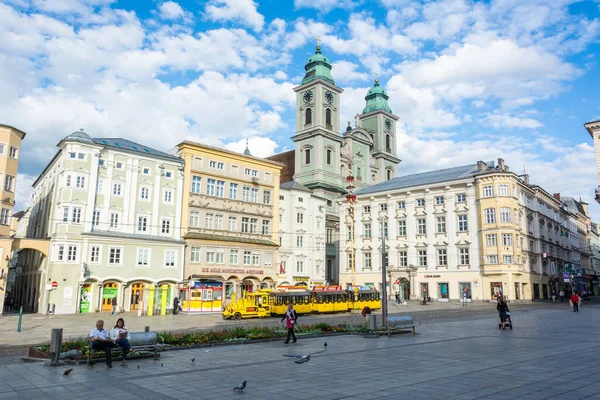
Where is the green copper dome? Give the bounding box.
[363,80,392,114]
[302,45,335,85]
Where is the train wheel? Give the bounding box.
[234,312,242,320]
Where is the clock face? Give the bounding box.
[303,91,313,103]
[325,90,334,104]
[385,119,392,131]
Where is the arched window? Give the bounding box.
[325,109,332,127]
[386,134,391,152]
[305,108,312,125]
[326,149,332,165]
[305,148,311,165]
[387,169,393,180]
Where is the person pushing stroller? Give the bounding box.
[497,296,512,330]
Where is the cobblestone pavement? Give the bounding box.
[0,301,599,399]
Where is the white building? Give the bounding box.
[21,132,185,315]
[277,180,327,287]
[338,164,481,302]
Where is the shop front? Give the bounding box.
[179,280,224,313]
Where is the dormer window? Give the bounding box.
[305,108,312,125]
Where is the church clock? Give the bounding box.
[385,119,392,131]
[303,91,313,103]
[325,90,334,104]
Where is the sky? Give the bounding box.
[1,0,600,218]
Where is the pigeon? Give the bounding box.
[191,358,195,363]
[233,381,247,392]
[137,366,140,369]
[161,363,164,367]
[324,342,327,348]
[63,368,73,376]
[284,347,327,364]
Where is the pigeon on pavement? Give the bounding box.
[191,358,195,363]
[233,381,247,392]
[284,346,327,364]
[63,368,73,376]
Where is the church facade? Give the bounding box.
[269,44,401,284]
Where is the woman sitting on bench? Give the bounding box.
[110,317,132,366]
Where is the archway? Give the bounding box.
[101,281,119,311]
[129,282,146,310]
[6,246,48,315]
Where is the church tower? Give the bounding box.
[358,79,401,183]
[291,43,346,197]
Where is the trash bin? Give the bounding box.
[365,314,377,331]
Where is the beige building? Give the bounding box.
[0,124,26,315]
[176,141,282,313]
[585,119,600,204]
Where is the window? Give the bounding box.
[110,213,119,229]
[217,162,224,170]
[143,168,150,175]
[209,160,217,168]
[438,249,447,266]
[113,183,122,196]
[250,218,257,233]
[417,218,426,235]
[262,220,270,235]
[165,250,176,268]
[484,208,496,224]
[416,198,425,207]
[67,245,78,262]
[435,196,444,205]
[305,108,312,125]
[92,211,100,226]
[243,250,251,265]
[503,255,514,264]
[0,144,4,155]
[216,250,224,264]
[502,234,513,246]
[9,146,18,159]
[206,249,215,263]
[279,195,284,200]
[216,180,225,198]
[163,190,173,204]
[161,218,171,234]
[263,190,271,205]
[347,254,354,270]
[418,250,427,266]
[380,203,388,211]
[62,207,69,222]
[498,184,509,196]
[205,213,214,229]
[165,171,172,178]
[190,247,201,263]
[364,223,371,238]
[381,221,388,238]
[363,206,371,213]
[325,108,332,127]
[297,235,303,247]
[243,186,250,202]
[90,246,100,263]
[191,176,201,194]
[327,228,333,243]
[459,248,470,265]
[77,153,84,160]
[364,252,372,270]
[397,220,406,236]
[56,245,65,261]
[251,188,258,203]
[297,213,304,224]
[72,207,82,223]
[387,169,393,180]
[397,201,405,209]
[96,180,103,194]
[244,168,251,176]
[399,251,407,267]
[66,175,72,187]
[137,216,148,232]
[229,249,238,265]
[116,162,123,169]
[305,148,311,164]
[485,234,497,247]
[500,207,511,223]
[487,255,498,264]
[347,225,353,240]
[0,208,10,225]
[4,175,14,192]
[228,217,236,231]
[456,193,466,203]
[241,217,249,233]
[137,249,150,267]
[386,134,391,152]
[457,215,468,232]
[482,185,494,197]
[109,247,122,265]
[252,252,261,266]
[436,217,446,233]
[98,159,105,166]
[76,176,86,189]
[326,149,332,165]
[297,261,304,273]
[206,179,215,196]
[229,183,238,200]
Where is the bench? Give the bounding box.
[386,316,420,336]
[87,331,164,365]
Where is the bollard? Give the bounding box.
[17,306,23,332]
[145,326,150,332]
[49,328,64,366]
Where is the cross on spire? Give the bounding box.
[316,36,321,47]
[375,71,379,84]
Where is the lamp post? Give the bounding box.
[346,175,357,287]
[379,214,388,329]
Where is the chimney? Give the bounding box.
[523,174,529,185]
[497,158,505,171]
[553,193,561,201]
[476,161,487,172]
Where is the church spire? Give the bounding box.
[302,41,335,85]
[362,77,392,114]
[243,138,252,156]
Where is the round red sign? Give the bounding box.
[51,281,58,289]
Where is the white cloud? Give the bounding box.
[224,136,279,158]
[331,61,369,83]
[484,114,543,129]
[158,1,185,20]
[293,0,360,13]
[204,0,264,32]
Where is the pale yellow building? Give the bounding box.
[0,124,26,315]
[176,141,283,312]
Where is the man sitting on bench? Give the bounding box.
[89,320,115,368]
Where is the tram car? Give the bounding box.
[222,285,381,320]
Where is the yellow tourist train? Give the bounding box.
[222,285,381,320]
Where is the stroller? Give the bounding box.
[498,311,513,330]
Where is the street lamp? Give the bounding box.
[379,214,389,329]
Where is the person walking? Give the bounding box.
[571,292,580,312]
[497,296,510,329]
[559,289,565,302]
[395,292,400,305]
[280,304,298,344]
[111,296,118,316]
[172,296,179,315]
[110,317,131,366]
[551,290,556,303]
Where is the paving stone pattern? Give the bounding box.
[0,303,599,399]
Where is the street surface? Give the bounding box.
[0,300,599,399]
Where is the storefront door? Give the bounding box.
[420,283,429,299]
[490,282,503,299]
[101,282,118,311]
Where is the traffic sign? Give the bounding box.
[563,272,569,280]
[51,281,58,289]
